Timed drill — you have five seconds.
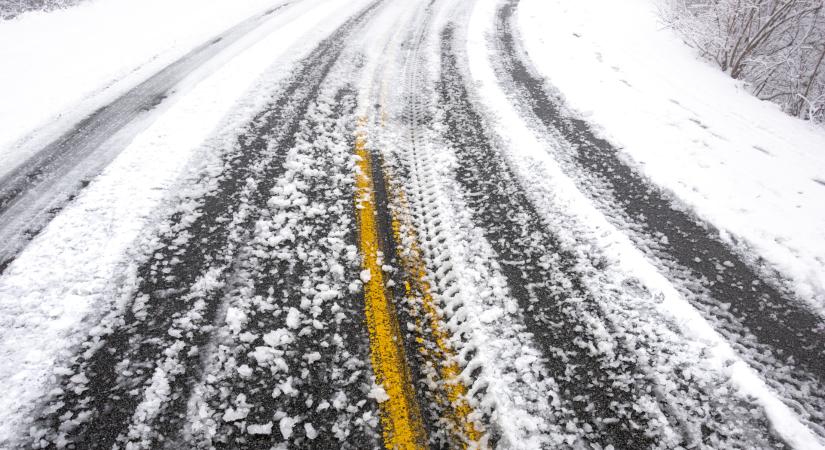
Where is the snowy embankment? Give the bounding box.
[0,0,278,176]
[517,0,825,311]
[0,0,367,444]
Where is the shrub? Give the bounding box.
[662,0,825,122]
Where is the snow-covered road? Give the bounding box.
[1,0,824,448]
[0,0,295,270]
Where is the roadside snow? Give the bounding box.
[517,0,825,311]
[0,0,284,176]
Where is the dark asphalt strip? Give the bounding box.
[438,26,661,448]
[374,150,449,447]
[0,2,295,273]
[495,1,825,401]
[28,4,381,448]
[199,88,380,450]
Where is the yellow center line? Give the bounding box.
[354,117,428,450]
[355,19,484,445]
[355,111,484,446]
[388,183,484,447]
[376,39,483,445]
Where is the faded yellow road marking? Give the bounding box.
[354,117,428,450]
[387,182,484,448]
[375,47,483,444]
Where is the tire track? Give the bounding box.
[379,23,570,445]
[437,25,665,448]
[27,4,381,448]
[372,7,489,448]
[494,0,825,430]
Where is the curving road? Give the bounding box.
[2,0,824,449]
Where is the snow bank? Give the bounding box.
[517,0,825,310]
[0,0,282,174]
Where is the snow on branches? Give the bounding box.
[662,0,825,123]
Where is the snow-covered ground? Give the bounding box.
[0,0,282,176]
[517,0,825,311]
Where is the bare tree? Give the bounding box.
[662,0,825,123]
[0,0,87,20]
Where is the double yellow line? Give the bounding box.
[354,116,482,449]
[388,186,482,446]
[354,118,428,448]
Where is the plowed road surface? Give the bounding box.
[1,0,824,449]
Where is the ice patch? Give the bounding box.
[223,394,251,422]
[304,422,318,440]
[359,269,371,283]
[478,306,503,324]
[263,328,294,348]
[225,307,248,335]
[236,364,253,378]
[285,307,301,330]
[247,422,273,435]
[367,383,389,403]
[279,416,296,439]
